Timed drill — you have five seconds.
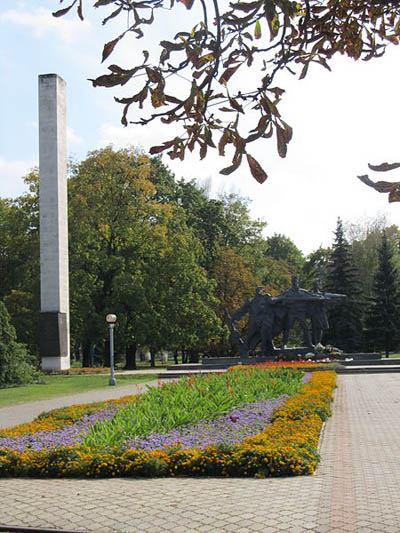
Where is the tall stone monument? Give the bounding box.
[38,74,70,370]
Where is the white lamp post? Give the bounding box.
[106,314,117,386]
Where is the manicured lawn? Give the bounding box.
[0,374,154,408]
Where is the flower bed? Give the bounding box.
[46,367,110,375]
[0,370,336,478]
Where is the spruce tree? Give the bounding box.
[365,231,400,357]
[323,218,364,352]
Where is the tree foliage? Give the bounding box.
[344,215,400,300]
[264,233,304,276]
[365,230,400,356]
[68,146,220,364]
[323,217,364,352]
[0,174,40,355]
[0,300,39,386]
[54,0,400,180]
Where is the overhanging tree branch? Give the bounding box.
[54,0,400,182]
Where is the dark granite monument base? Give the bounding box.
[39,311,68,358]
[337,352,381,361]
[201,357,270,369]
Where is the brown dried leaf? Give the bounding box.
[179,0,195,9]
[299,61,309,80]
[389,184,400,202]
[265,2,279,41]
[160,40,185,52]
[199,143,207,160]
[357,175,394,193]
[102,37,121,63]
[219,159,241,175]
[368,162,400,172]
[229,97,244,113]
[89,73,128,88]
[246,154,268,183]
[230,1,261,13]
[77,0,83,21]
[149,145,167,155]
[53,1,77,18]
[276,125,287,158]
[218,129,231,156]
[219,64,240,85]
[102,5,123,25]
[94,0,116,6]
[280,120,293,143]
[146,67,162,83]
[150,87,166,107]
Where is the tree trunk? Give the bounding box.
[188,350,199,363]
[174,350,179,364]
[150,348,156,368]
[125,343,137,369]
[82,342,91,368]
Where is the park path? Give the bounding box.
[0,375,164,429]
[0,374,400,532]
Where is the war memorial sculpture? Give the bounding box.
[226,276,346,360]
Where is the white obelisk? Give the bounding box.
[38,74,70,370]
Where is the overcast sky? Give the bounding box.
[1,0,400,255]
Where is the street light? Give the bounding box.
[106,314,117,386]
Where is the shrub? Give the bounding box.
[0,300,39,387]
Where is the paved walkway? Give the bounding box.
[0,374,400,532]
[0,378,162,429]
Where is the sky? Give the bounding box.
[1,0,400,256]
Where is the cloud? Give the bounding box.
[0,156,36,199]
[67,127,83,145]
[0,6,90,44]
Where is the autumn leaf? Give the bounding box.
[178,0,195,9]
[265,1,279,41]
[77,0,84,21]
[150,87,166,107]
[102,5,123,25]
[276,125,287,158]
[89,74,129,88]
[53,1,77,18]
[146,67,162,83]
[254,19,262,39]
[229,97,244,113]
[357,175,394,193]
[368,162,400,172]
[219,64,240,85]
[218,129,231,156]
[102,37,121,63]
[94,0,116,6]
[219,160,241,175]
[246,154,268,183]
[389,184,400,202]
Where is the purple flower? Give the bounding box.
[0,405,121,452]
[123,395,289,451]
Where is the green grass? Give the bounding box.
[0,374,154,408]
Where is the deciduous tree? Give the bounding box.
[54,1,400,181]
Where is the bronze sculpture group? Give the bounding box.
[226,276,345,359]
